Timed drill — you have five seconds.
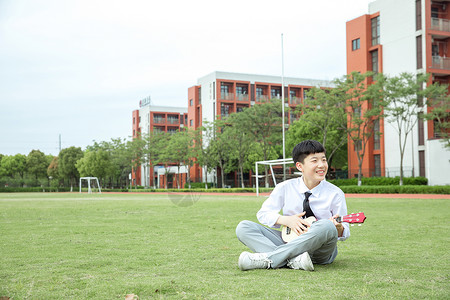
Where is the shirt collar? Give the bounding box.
[299,177,325,197]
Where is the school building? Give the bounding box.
[132,72,333,188]
[131,96,188,188]
[346,0,450,185]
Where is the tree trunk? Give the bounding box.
[240,165,245,188]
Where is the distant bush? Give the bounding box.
[0,187,71,193]
[340,185,449,194]
[329,177,428,186]
[184,182,213,189]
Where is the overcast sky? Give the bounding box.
[0,0,371,156]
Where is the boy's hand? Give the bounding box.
[277,212,311,236]
[330,214,344,237]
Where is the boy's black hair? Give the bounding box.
[292,140,326,164]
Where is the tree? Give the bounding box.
[292,85,348,171]
[26,149,48,181]
[220,112,254,188]
[382,72,449,185]
[423,91,450,149]
[126,136,146,188]
[196,122,218,189]
[47,156,60,186]
[164,130,196,189]
[241,99,283,187]
[343,71,386,186]
[58,147,83,190]
[76,150,112,184]
[286,119,347,174]
[207,121,235,188]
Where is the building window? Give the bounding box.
[190,119,193,127]
[256,87,263,97]
[419,150,425,177]
[418,113,424,145]
[416,0,422,30]
[271,87,281,99]
[374,119,380,150]
[371,16,380,46]
[374,154,381,177]
[190,99,193,106]
[236,85,248,101]
[198,87,202,104]
[352,38,360,51]
[416,35,422,69]
[371,50,379,74]
[221,83,229,96]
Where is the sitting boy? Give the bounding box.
[236,140,349,271]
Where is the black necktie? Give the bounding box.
[303,192,315,218]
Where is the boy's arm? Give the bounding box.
[276,212,311,235]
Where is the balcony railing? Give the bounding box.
[255,95,269,102]
[432,56,450,70]
[236,94,249,101]
[431,17,450,32]
[167,118,179,125]
[153,117,165,124]
[220,93,235,101]
[290,96,302,105]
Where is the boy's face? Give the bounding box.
[295,152,328,184]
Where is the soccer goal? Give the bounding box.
[79,177,102,194]
[255,158,301,196]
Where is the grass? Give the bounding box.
[0,192,449,299]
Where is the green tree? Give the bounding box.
[76,150,112,185]
[47,156,60,186]
[126,136,146,188]
[382,72,449,185]
[196,123,218,189]
[343,71,386,186]
[423,92,450,149]
[220,112,254,188]
[26,149,48,181]
[58,147,83,190]
[241,99,283,187]
[294,85,348,170]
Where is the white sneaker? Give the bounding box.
[238,251,272,271]
[287,252,314,271]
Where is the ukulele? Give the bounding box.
[281,212,366,243]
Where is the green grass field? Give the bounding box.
[0,192,449,299]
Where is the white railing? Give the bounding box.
[431,17,450,32]
[432,56,450,70]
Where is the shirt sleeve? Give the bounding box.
[333,191,350,241]
[256,184,285,228]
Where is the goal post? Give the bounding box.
[255,158,300,196]
[79,177,102,194]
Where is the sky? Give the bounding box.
[0,0,372,156]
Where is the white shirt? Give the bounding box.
[257,177,350,241]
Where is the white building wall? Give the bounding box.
[370,0,450,185]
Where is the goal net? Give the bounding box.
[255,158,301,196]
[79,177,102,194]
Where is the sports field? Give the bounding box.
[0,192,449,299]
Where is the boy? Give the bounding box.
[236,140,349,271]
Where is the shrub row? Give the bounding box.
[1,185,448,194]
[0,187,71,193]
[329,176,428,186]
[340,185,450,194]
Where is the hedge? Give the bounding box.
[340,185,450,194]
[0,187,71,193]
[1,185,448,194]
[329,176,428,186]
